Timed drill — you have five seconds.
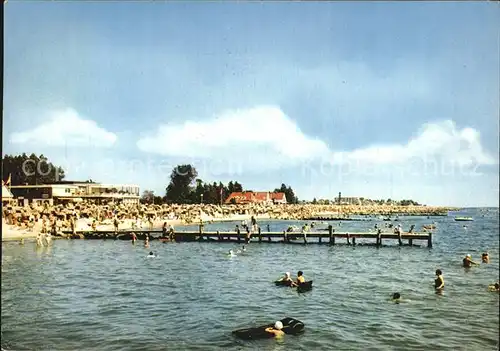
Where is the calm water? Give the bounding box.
[2,208,499,351]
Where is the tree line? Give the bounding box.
[2,153,65,185]
[141,164,299,205]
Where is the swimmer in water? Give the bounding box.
[277,272,293,286]
[390,292,403,303]
[435,269,444,290]
[241,245,246,252]
[228,250,237,257]
[488,282,499,292]
[147,251,155,258]
[265,321,285,338]
[481,252,490,263]
[291,271,305,287]
[462,254,479,268]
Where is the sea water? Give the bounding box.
[1,208,498,350]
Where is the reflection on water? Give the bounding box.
[1,208,499,350]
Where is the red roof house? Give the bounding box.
[270,192,287,204]
[225,191,287,205]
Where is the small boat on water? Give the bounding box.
[455,217,474,222]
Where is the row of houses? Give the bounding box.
[224,191,287,205]
[2,181,140,206]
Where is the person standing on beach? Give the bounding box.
[113,216,119,233]
[70,217,76,236]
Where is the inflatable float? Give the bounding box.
[297,281,313,293]
[274,280,313,292]
[232,317,305,340]
[274,280,293,287]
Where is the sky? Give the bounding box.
[3,2,499,207]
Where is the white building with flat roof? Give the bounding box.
[9,181,140,205]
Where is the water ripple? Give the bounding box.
[2,209,499,350]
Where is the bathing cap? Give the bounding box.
[285,272,290,277]
[274,321,283,330]
[466,254,471,258]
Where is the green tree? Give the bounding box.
[193,178,204,203]
[233,181,243,192]
[312,197,318,204]
[165,164,198,204]
[140,190,155,204]
[274,183,299,204]
[153,195,163,204]
[2,153,66,185]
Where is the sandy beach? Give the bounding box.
[2,202,455,242]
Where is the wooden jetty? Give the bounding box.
[61,225,433,248]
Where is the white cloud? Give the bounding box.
[332,120,496,166]
[137,106,331,168]
[9,108,117,147]
[137,106,496,172]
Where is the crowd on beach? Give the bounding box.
[2,201,454,238]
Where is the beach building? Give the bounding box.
[225,191,287,205]
[338,197,361,205]
[9,181,140,206]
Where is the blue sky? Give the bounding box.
[4,2,499,207]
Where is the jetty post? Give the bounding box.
[236,228,241,243]
[258,227,262,243]
[428,232,433,248]
[328,225,334,245]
